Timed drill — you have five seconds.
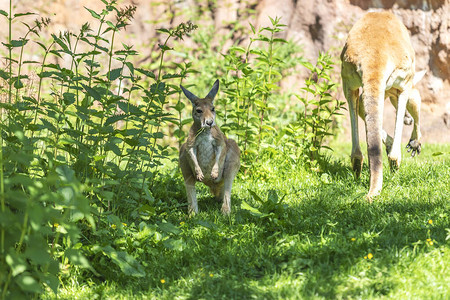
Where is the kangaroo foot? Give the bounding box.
[221,203,230,215]
[188,204,198,216]
[388,155,400,172]
[366,190,380,203]
[351,156,363,178]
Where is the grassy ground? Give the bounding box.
[44,143,449,299]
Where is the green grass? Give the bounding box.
[44,143,450,299]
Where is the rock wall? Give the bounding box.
[0,0,449,142]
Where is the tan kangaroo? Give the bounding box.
[179,80,241,215]
[340,12,425,201]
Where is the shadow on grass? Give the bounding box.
[83,157,449,299]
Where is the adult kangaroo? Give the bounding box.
[340,12,425,201]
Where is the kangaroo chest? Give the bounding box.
[194,132,217,171]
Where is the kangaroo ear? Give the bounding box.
[413,70,426,86]
[180,85,199,104]
[206,79,219,100]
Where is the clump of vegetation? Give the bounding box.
[0,0,198,297]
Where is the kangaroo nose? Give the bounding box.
[206,119,213,127]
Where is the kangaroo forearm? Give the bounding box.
[188,147,200,168]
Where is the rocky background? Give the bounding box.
[1,0,449,142]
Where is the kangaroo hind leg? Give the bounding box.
[180,150,198,215]
[388,91,409,171]
[344,83,363,178]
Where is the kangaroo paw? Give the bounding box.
[385,141,393,156]
[195,168,204,181]
[406,139,421,157]
[403,115,413,126]
[211,165,219,180]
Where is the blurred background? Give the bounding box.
[1,0,449,142]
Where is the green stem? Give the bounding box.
[15,27,37,103]
[177,76,185,149]
[257,29,275,153]
[31,41,55,134]
[0,0,4,249]
[7,0,12,105]
[0,133,4,255]
[1,271,12,300]
[16,211,29,253]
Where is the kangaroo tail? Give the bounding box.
[362,76,385,198]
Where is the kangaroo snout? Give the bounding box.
[204,118,214,128]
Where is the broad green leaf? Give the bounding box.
[80,83,101,101]
[163,238,185,251]
[104,114,127,126]
[158,222,181,235]
[248,189,264,203]
[158,44,172,51]
[15,274,42,293]
[13,78,24,89]
[156,28,170,34]
[106,20,116,30]
[273,38,287,43]
[6,253,27,277]
[39,273,59,294]
[301,61,315,71]
[102,246,146,277]
[241,201,269,218]
[105,141,122,156]
[0,69,9,79]
[229,46,246,53]
[85,7,101,19]
[62,92,76,105]
[40,119,57,133]
[107,68,122,81]
[56,165,75,183]
[173,101,185,112]
[65,249,96,271]
[14,12,35,18]
[135,68,155,79]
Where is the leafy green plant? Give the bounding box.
[221,17,301,165]
[282,52,345,166]
[241,189,289,227]
[0,0,197,297]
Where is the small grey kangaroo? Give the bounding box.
[179,80,240,215]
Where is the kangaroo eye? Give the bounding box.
[211,107,215,112]
[196,109,203,114]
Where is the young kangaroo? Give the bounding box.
[179,80,241,215]
[340,12,425,201]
